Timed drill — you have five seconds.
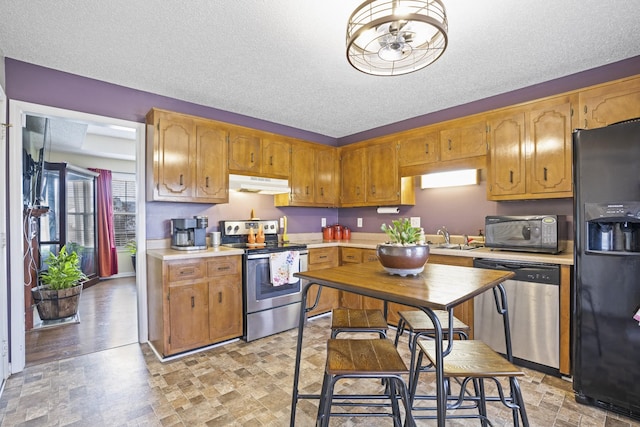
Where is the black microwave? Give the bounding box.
[484,215,567,254]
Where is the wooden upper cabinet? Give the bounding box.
[228,129,262,174]
[315,147,337,206]
[527,97,573,195]
[367,140,400,205]
[288,142,316,205]
[228,129,290,178]
[487,111,526,197]
[275,141,337,207]
[579,75,640,129]
[439,118,487,161]
[154,114,195,199]
[340,146,367,206]
[261,137,291,178]
[398,129,439,167]
[340,139,413,207]
[487,95,575,200]
[195,124,229,202]
[146,108,229,203]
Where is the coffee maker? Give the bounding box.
[171,216,208,250]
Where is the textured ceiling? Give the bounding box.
[1,1,640,138]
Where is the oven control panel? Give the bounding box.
[221,220,280,236]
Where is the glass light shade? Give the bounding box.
[421,169,479,188]
[346,0,448,76]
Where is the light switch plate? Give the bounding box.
[321,218,326,227]
[410,217,421,228]
[357,218,363,228]
[280,217,285,228]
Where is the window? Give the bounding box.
[112,173,136,248]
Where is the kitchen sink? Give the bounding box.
[433,243,483,250]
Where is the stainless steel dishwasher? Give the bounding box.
[473,258,560,375]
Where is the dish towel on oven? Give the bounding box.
[269,251,300,286]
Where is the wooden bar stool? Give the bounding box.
[413,339,529,426]
[316,338,416,427]
[394,309,470,350]
[394,309,470,399]
[330,308,388,338]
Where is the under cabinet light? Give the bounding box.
[421,169,478,189]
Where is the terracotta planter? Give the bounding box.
[31,284,83,320]
[376,244,430,276]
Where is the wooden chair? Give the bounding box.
[413,339,529,426]
[316,338,416,427]
[394,309,470,398]
[330,308,388,338]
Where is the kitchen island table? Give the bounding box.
[290,261,515,427]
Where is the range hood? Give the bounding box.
[228,174,291,195]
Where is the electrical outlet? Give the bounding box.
[410,217,421,228]
[357,218,363,228]
[280,217,285,228]
[321,218,326,227]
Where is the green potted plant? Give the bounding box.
[377,218,429,276]
[32,245,87,320]
[125,239,137,271]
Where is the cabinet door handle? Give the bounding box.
[269,155,273,166]
[191,296,195,308]
[509,170,513,183]
[217,266,230,271]
[250,152,254,163]
[356,186,360,196]
[205,176,210,188]
[448,139,452,150]
[179,174,184,186]
[218,292,222,303]
[320,187,324,196]
[179,268,195,276]
[371,185,376,194]
[305,185,309,195]
[319,255,327,259]
[425,143,429,154]
[543,167,548,181]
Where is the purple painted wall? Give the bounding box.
[339,55,640,145]
[6,57,639,239]
[338,173,573,236]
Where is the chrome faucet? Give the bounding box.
[437,226,450,244]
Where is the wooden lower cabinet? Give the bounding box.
[147,255,242,357]
[387,254,475,334]
[339,247,385,311]
[306,247,340,317]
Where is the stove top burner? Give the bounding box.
[219,219,306,253]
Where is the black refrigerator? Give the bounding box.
[573,119,640,420]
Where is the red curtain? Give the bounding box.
[89,168,118,276]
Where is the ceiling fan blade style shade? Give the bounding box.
[346,0,448,76]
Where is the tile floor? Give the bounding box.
[1,315,639,426]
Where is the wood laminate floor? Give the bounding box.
[3,311,640,426]
[25,276,138,367]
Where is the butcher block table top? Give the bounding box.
[295,260,515,311]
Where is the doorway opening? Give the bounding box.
[8,101,147,372]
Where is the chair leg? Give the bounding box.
[394,318,406,347]
[316,371,330,426]
[510,377,529,427]
[477,378,489,427]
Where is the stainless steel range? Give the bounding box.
[220,220,308,342]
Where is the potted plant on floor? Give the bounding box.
[32,245,87,320]
[377,218,429,276]
[125,239,137,271]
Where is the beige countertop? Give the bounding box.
[292,234,574,266]
[147,245,244,261]
[146,233,574,265]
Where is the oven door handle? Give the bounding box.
[247,250,308,260]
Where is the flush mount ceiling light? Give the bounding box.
[346,0,448,76]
